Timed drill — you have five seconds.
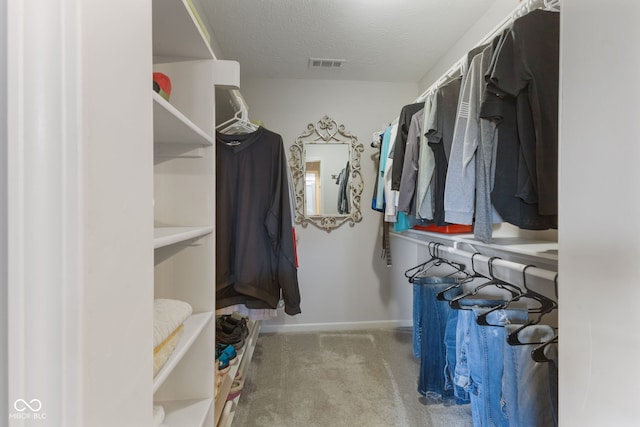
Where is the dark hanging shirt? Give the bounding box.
[216,127,301,315]
[391,102,424,191]
[486,10,560,216]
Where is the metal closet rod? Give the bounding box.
[413,0,553,104]
[429,241,558,295]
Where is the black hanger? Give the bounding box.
[449,257,521,310]
[405,242,466,283]
[474,264,548,326]
[506,265,558,345]
[436,252,482,301]
[429,243,467,274]
[531,334,559,363]
[404,242,439,283]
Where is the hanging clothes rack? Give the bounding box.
[424,241,558,300]
[411,0,558,105]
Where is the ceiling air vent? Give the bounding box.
[309,58,345,69]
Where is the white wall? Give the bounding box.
[559,1,640,426]
[418,0,519,92]
[240,78,418,332]
[0,0,7,420]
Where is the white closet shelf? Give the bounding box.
[154,226,214,249]
[156,398,213,427]
[153,312,213,394]
[396,230,558,268]
[152,0,214,62]
[456,236,558,259]
[153,93,214,146]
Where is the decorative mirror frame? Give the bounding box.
[289,115,364,232]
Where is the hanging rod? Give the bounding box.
[414,0,552,104]
[426,240,558,299]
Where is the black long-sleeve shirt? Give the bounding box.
[216,127,301,315]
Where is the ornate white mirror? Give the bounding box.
[289,116,364,232]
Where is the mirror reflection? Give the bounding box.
[289,115,364,232]
[304,143,351,216]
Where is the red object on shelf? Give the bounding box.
[412,223,473,234]
[153,72,172,101]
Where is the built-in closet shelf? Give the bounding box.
[152,0,214,62]
[154,226,214,249]
[153,93,214,146]
[150,0,215,423]
[215,320,262,427]
[395,230,558,268]
[153,312,213,394]
[156,398,213,427]
[454,237,558,260]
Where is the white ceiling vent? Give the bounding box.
[309,58,346,69]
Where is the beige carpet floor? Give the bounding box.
[231,328,473,427]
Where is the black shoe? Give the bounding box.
[222,315,249,339]
[216,317,245,350]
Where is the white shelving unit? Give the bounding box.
[152,1,216,426]
[154,226,215,249]
[153,312,214,394]
[153,93,215,146]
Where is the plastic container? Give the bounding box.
[412,223,473,234]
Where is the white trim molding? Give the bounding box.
[7,0,84,424]
[261,320,413,334]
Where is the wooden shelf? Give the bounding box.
[153,92,214,146]
[154,226,214,249]
[215,320,262,426]
[154,312,214,394]
[152,0,214,62]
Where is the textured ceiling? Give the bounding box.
[202,0,501,82]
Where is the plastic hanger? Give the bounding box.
[404,242,439,283]
[506,265,558,345]
[531,334,559,363]
[216,108,259,135]
[543,0,560,12]
[448,257,522,310]
[404,242,466,283]
[216,109,243,131]
[474,264,550,326]
[436,252,483,301]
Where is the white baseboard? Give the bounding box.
[260,319,413,334]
